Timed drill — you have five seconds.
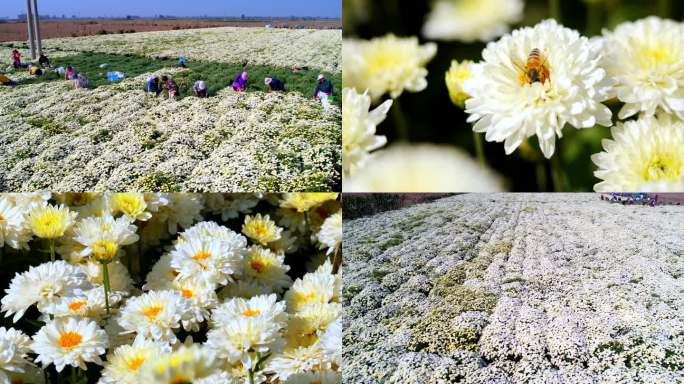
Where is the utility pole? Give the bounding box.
[26,0,36,59]
[31,0,42,57]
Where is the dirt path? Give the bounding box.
[343,194,684,383]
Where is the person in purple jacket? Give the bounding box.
[232,71,248,92]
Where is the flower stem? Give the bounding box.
[71,366,77,384]
[550,154,565,192]
[391,97,409,141]
[658,0,671,17]
[102,262,111,315]
[332,244,342,274]
[549,0,561,21]
[586,2,602,36]
[49,239,55,262]
[472,131,486,167]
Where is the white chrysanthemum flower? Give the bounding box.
[203,193,261,220]
[317,319,342,365]
[103,317,136,351]
[242,214,282,246]
[137,344,218,384]
[463,19,614,158]
[592,114,684,191]
[6,192,51,211]
[0,327,32,380]
[108,192,152,221]
[173,279,218,332]
[25,204,77,239]
[170,237,242,286]
[100,338,168,384]
[156,193,204,234]
[343,34,437,102]
[285,261,338,313]
[194,370,239,384]
[242,246,292,293]
[117,290,190,344]
[285,370,341,384]
[177,221,248,248]
[31,317,108,372]
[423,0,523,42]
[603,17,684,119]
[286,303,342,348]
[218,279,273,300]
[0,197,31,250]
[4,365,45,384]
[344,144,506,192]
[205,316,283,364]
[73,215,139,263]
[268,229,299,255]
[266,345,328,382]
[48,287,122,320]
[342,87,392,178]
[211,294,288,330]
[143,193,169,213]
[79,260,134,294]
[317,211,341,255]
[1,261,89,322]
[279,193,339,213]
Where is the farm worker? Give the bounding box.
[162,76,179,99]
[11,49,21,68]
[313,74,334,111]
[75,74,90,89]
[145,76,161,96]
[0,74,17,87]
[27,64,42,76]
[193,80,208,98]
[178,57,187,68]
[232,71,248,92]
[264,77,285,92]
[38,54,51,68]
[65,66,78,80]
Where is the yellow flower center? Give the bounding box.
[638,42,676,69]
[113,194,146,218]
[32,211,67,239]
[242,308,261,317]
[250,259,266,273]
[181,288,193,298]
[643,153,681,182]
[366,48,406,76]
[191,250,211,261]
[68,300,88,311]
[251,222,267,236]
[92,240,118,262]
[143,305,163,319]
[58,331,83,349]
[126,356,146,370]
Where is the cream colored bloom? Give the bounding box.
[155,193,204,234]
[109,193,151,221]
[205,316,283,364]
[463,19,614,158]
[79,260,134,294]
[344,144,505,192]
[31,317,108,372]
[343,34,437,101]
[423,0,523,42]
[242,246,292,293]
[592,114,684,191]
[445,60,474,108]
[0,197,31,250]
[317,211,341,254]
[137,344,218,384]
[602,17,684,120]
[211,294,288,330]
[73,215,139,263]
[0,327,32,381]
[25,204,77,239]
[1,261,89,322]
[117,290,190,344]
[100,339,168,384]
[279,193,339,213]
[242,214,282,246]
[342,88,392,178]
[170,237,242,286]
[285,261,338,313]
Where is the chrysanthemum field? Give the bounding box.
[342,193,684,383]
[0,192,341,384]
[343,0,684,192]
[0,27,341,191]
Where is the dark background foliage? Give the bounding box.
[343,0,684,191]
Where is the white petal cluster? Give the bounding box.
[0,327,32,382]
[602,16,684,119]
[73,215,139,263]
[0,197,32,250]
[117,290,191,344]
[423,0,524,42]
[31,317,108,372]
[463,19,614,158]
[316,210,342,254]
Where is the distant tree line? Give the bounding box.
[343,194,455,220]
